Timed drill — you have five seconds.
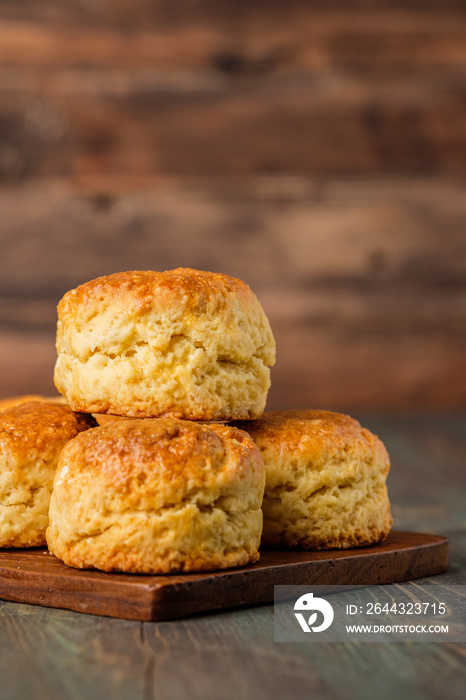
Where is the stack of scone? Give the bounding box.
[1,267,392,575]
[50,268,275,573]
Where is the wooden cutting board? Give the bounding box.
[0,531,448,621]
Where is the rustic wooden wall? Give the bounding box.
[0,1,465,411]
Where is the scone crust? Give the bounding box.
[0,395,67,412]
[0,401,96,547]
[47,417,265,573]
[54,269,276,420]
[236,409,393,550]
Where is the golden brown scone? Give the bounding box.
[54,269,276,420]
[47,417,265,573]
[235,409,393,550]
[0,402,96,548]
[0,394,67,412]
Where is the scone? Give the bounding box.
[54,268,276,420]
[0,401,96,547]
[0,395,125,428]
[47,417,265,573]
[235,409,393,550]
[0,394,67,412]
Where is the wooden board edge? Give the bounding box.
[0,576,155,620]
[0,532,450,621]
[146,536,450,621]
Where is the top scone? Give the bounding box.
[54,269,276,420]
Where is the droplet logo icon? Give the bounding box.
[294,593,334,632]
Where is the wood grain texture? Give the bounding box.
[1,2,466,72]
[0,414,464,700]
[0,178,465,410]
[0,4,466,181]
[0,3,465,409]
[1,71,465,180]
[0,532,449,621]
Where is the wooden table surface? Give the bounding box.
[0,412,465,700]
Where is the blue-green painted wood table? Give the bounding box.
[1,414,465,700]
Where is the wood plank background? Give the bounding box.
[0,1,465,410]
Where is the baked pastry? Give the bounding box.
[54,268,276,420]
[47,417,265,573]
[0,401,96,547]
[235,409,392,550]
[0,394,66,412]
[0,396,126,428]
